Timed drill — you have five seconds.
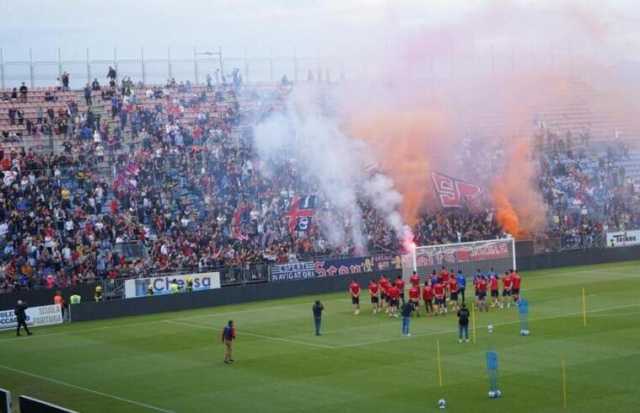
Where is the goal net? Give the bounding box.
[402,238,516,280]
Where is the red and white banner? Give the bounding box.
[431,172,483,208]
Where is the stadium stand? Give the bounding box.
[1,75,639,293]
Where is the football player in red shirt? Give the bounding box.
[511,270,522,304]
[387,284,400,318]
[349,280,361,315]
[409,271,420,289]
[476,276,488,312]
[422,281,434,315]
[379,275,390,313]
[448,276,460,311]
[489,273,500,308]
[439,266,450,288]
[394,276,406,304]
[368,279,380,314]
[501,270,513,309]
[433,280,446,315]
[408,283,421,317]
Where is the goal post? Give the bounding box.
[402,237,516,280]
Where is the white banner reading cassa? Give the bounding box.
[606,230,640,248]
[124,272,221,298]
[0,304,63,331]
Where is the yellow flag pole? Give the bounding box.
[581,288,587,327]
[471,302,477,344]
[561,359,568,409]
[436,339,443,387]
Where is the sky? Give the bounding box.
[1,0,640,87]
[1,0,636,61]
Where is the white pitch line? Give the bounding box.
[163,319,335,349]
[336,302,640,349]
[0,364,176,413]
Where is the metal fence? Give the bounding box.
[0,47,346,89]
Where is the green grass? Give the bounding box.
[1,261,640,413]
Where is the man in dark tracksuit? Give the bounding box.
[15,300,32,336]
[312,301,324,336]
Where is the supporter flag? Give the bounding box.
[431,172,483,208]
[288,195,316,233]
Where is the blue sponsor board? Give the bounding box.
[270,262,316,281]
[313,256,374,277]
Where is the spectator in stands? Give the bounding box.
[91,78,101,91]
[107,66,117,82]
[84,83,92,106]
[8,107,16,125]
[61,72,70,91]
[19,82,28,103]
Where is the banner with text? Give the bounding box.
[313,256,374,277]
[270,262,316,281]
[0,304,63,331]
[606,230,640,248]
[124,272,221,299]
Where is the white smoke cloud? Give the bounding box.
[252,85,411,254]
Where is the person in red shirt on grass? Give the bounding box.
[379,275,390,313]
[422,281,434,315]
[489,273,500,308]
[476,276,488,312]
[433,280,446,315]
[511,270,522,304]
[448,276,460,311]
[439,266,450,290]
[408,283,421,317]
[349,280,361,315]
[368,279,380,314]
[387,284,400,318]
[394,276,406,305]
[410,271,420,289]
[501,270,513,309]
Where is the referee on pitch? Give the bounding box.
[15,300,32,336]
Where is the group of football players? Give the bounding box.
[348,267,522,317]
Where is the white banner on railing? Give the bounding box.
[124,272,221,299]
[0,304,63,331]
[606,230,640,248]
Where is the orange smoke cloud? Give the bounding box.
[491,142,547,239]
[347,107,453,227]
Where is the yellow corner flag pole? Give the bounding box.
[436,339,443,387]
[582,287,587,327]
[561,359,568,409]
[471,303,477,344]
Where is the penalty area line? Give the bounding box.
[0,364,176,413]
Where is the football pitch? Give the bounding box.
[1,261,639,413]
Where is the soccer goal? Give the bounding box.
[402,238,516,280]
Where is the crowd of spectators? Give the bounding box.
[537,130,640,249]
[1,74,640,293]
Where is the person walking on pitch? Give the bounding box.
[221,320,236,364]
[457,303,470,343]
[312,300,324,336]
[15,300,32,337]
[401,301,413,336]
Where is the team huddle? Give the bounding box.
[348,267,523,316]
